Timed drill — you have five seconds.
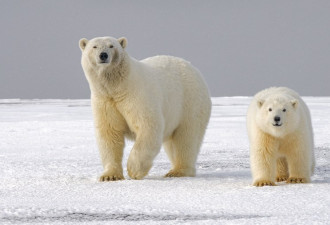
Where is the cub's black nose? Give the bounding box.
[274,116,281,122]
[99,52,108,61]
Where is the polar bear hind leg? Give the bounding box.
[164,120,206,177]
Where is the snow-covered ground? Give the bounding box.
[0,97,329,224]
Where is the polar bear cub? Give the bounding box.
[247,87,315,186]
[79,36,211,181]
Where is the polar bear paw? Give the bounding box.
[99,172,124,182]
[164,168,196,178]
[165,170,186,177]
[276,175,289,182]
[253,180,276,187]
[127,167,149,180]
[286,177,308,184]
[127,157,151,180]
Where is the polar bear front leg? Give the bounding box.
[285,144,311,183]
[127,130,162,180]
[276,157,289,182]
[92,98,126,182]
[250,145,277,187]
[97,129,125,182]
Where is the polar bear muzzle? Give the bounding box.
[99,52,109,63]
[273,116,282,126]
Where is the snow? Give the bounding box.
[0,98,329,224]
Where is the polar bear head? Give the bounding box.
[255,96,300,138]
[79,36,127,73]
[79,36,129,95]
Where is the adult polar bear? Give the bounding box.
[247,87,315,186]
[79,36,211,181]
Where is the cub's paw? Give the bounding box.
[276,175,289,182]
[286,177,308,184]
[99,172,124,182]
[253,180,275,187]
[164,168,195,178]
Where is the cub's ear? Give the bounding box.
[79,38,88,51]
[118,37,127,49]
[257,99,264,108]
[291,99,299,108]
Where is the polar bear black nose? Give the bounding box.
[274,116,281,122]
[99,52,108,61]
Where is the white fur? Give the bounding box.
[79,36,211,181]
[247,87,315,186]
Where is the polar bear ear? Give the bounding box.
[118,37,127,49]
[291,99,299,108]
[79,38,88,51]
[257,99,264,108]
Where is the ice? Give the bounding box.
[0,98,329,224]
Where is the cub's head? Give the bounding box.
[255,97,300,138]
[79,36,127,71]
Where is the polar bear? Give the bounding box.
[79,36,211,181]
[247,87,315,186]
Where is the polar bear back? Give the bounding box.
[137,55,211,139]
[141,55,209,96]
[140,55,210,114]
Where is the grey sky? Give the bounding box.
[1,0,330,98]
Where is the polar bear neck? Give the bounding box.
[90,53,131,98]
[103,53,130,84]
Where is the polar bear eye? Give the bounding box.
[283,109,286,112]
[109,45,113,48]
[268,108,272,112]
[93,46,97,49]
